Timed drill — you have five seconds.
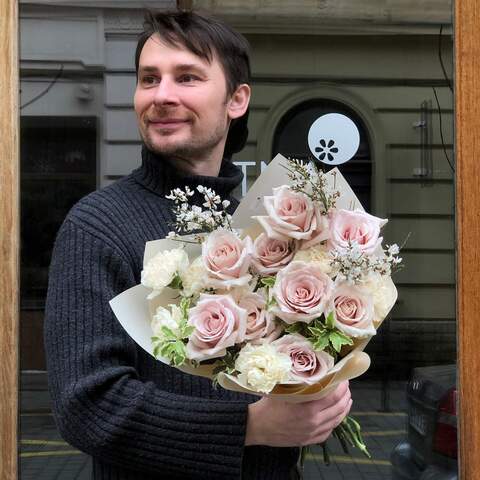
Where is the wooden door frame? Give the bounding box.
[1,0,19,478]
[1,0,478,478]
[455,1,480,478]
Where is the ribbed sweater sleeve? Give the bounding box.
[45,218,249,479]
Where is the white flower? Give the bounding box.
[362,273,398,323]
[151,304,182,339]
[293,243,333,275]
[387,244,400,256]
[180,256,207,297]
[235,343,291,394]
[141,248,189,299]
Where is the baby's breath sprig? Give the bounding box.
[330,241,403,284]
[166,185,233,239]
[282,159,340,213]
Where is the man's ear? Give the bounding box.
[227,84,251,120]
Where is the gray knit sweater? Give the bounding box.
[44,146,299,480]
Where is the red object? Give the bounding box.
[433,388,458,458]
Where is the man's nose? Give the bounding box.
[153,77,180,106]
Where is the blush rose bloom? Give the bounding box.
[272,261,334,324]
[254,186,327,241]
[251,233,298,275]
[328,209,387,255]
[202,229,253,290]
[186,294,247,361]
[238,291,282,343]
[300,213,330,250]
[330,283,376,338]
[273,334,334,385]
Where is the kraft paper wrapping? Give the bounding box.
[110,154,397,402]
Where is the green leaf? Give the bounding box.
[312,335,330,352]
[180,297,191,319]
[174,341,186,358]
[169,274,183,290]
[160,326,176,340]
[329,331,354,353]
[266,296,277,310]
[181,325,195,338]
[260,276,276,288]
[307,326,326,338]
[285,323,306,335]
[325,311,336,329]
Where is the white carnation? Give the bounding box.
[180,256,207,297]
[235,343,291,394]
[294,244,333,275]
[362,273,398,323]
[141,248,189,299]
[151,304,182,339]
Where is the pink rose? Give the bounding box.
[186,294,247,361]
[328,209,387,255]
[238,291,282,343]
[254,186,325,241]
[251,233,298,275]
[202,229,253,289]
[300,212,329,250]
[330,283,376,338]
[272,261,334,324]
[273,334,334,384]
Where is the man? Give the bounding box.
[45,10,351,480]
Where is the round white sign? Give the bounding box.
[307,113,360,165]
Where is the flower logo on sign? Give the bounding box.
[308,113,360,166]
[315,139,339,162]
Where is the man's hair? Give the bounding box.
[135,10,251,157]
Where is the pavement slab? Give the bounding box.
[19,377,409,479]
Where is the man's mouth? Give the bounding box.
[148,118,188,128]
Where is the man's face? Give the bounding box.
[134,34,234,160]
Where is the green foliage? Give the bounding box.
[151,296,194,367]
[284,322,308,336]
[306,314,353,356]
[158,339,188,367]
[169,274,183,290]
[211,348,239,388]
[260,276,276,288]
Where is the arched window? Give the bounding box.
[272,99,372,211]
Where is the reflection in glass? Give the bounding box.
[19,3,456,479]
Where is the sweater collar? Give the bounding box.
[132,145,244,200]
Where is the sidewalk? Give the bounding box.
[20,372,408,480]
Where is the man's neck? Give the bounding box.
[165,140,227,177]
[168,154,222,177]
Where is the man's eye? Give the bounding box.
[142,76,158,86]
[178,74,199,83]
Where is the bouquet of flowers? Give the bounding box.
[110,154,402,463]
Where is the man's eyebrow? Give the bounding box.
[138,66,158,73]
[176,63,208,73]
[138,63,208,74]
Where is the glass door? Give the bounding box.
[1,1,479,479]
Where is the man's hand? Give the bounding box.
[245,381,352,447]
